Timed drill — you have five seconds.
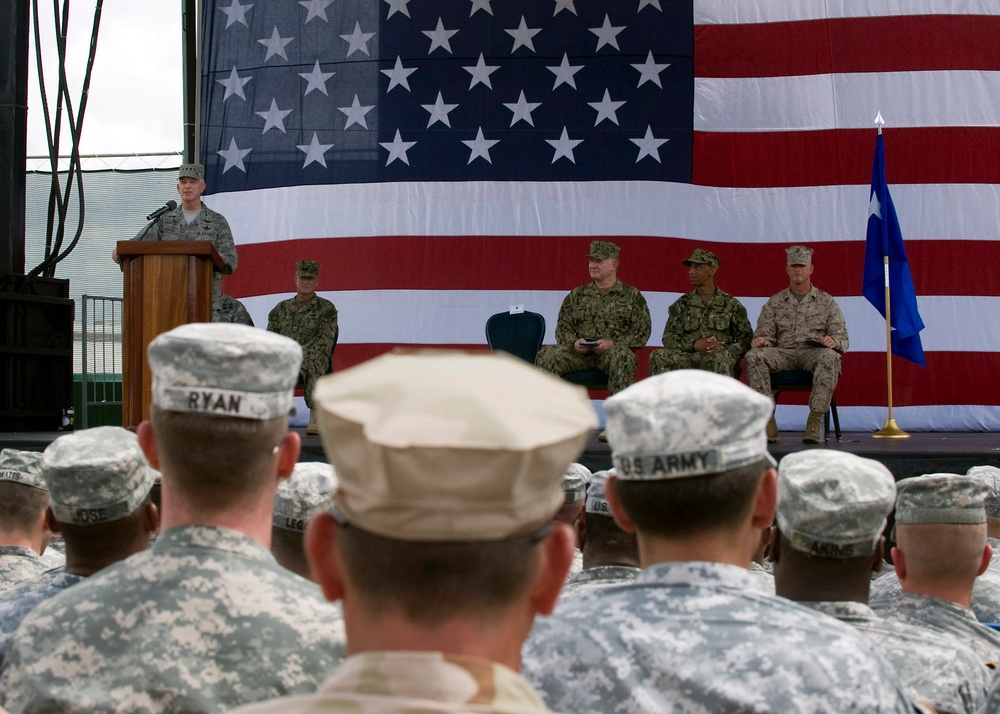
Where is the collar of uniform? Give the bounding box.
[567,564,642,585]
[635,560,762,591]
[895,591,981,623]
[782,286,818,302]
[320,651,552,711]
[800,600,877,624]
[151,524,274,562]
[583,280,626,296]
[0,545,40,559]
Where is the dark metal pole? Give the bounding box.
[0,0,30,276]
[182,0,198,162]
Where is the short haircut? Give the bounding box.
[895,522,987,582]
[338,524,542,625]
[271,527,309,577]
[584,512,639,559]
[150,404,287,509]
[0,482,49,535]
[613,459,770,538]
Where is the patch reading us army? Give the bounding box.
[586,497,611,515]
[614,450,720,480]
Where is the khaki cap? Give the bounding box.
[786,245,814,266]
[312,350,596,541]
[587,241,620,261]
[777,451,895,558]
[681,249,719,267]
[0,449,46,491]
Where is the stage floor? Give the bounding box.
[4,429,999,481]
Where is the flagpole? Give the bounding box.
[871,114,909,438]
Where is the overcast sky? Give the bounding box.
[26,0,183,157]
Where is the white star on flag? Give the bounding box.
[299,61,334,96]
[546,127,583,164]
[869,191,882,219]
[256,98,292,134]
[381,56,417,93]
[422,92,459,128]
[548,53,583,90]
[339,95,375,129]
[217,137,252,173]
[384,0,410,19]
[341,22,376,57]
[379,129,417,166]
[590,14,626,51]
[470,0,493,16]
[630,125,668,163]
[638,0,662,10]
[464,53,500,90]
[258,26,293,62]
[217,66,252,102]
[423,18,459,54]
[632,51,669,88]
[588,89,626,126]
[506,16,542,53]
[297,133,334,168]
[462,128,499,164]
[298,0,333,23]
[218,1,253,28]
[553,0,577,16]
[503,90,541,127]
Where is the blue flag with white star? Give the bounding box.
[200,0,693,191]
[863,133,926,367]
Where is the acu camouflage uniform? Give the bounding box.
[870,567,1000,626]
[522,561,914,713]
[560,564,641,599]
[803,600,991,714]
[231,652,556,714]
[648,287,752,377]
[0,525,346,714]
[267,296,338,409]
[0,571,84,670]
[535,281,651,394]
[746,286,848,413]
[132,203,238,312]
[0,547,50,593]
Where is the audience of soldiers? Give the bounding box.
[1,315,998,713]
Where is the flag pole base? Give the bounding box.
[872,418,910,439]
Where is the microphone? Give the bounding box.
[146,200,177,221]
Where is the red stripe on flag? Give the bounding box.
[330,345,1000,408]
[694,128,1000,188]
[225,237,1000,299]
[695,15,1000,78]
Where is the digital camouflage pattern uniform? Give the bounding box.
[535,281,651,394]
[212,286,254,326]
[522,561,914,713]
[872,591,1000,667]
[870,567,1000,626]
[803,600,991,714]
[0,547,50,593]
[560,564,641,599]
[0,525,346,714]
[231,651,557,714]
[0,571,83,669]
[133,203,238,312]
[648,287,751,377]
[267,296,338,409]
[746,286,848,413]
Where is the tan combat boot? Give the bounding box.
[598,429,608,443]
[766,416,779,443]
[802,410,824,444]
[306,410,320,436]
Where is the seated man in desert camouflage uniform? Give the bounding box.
[535,241,650,396]
[267,260,339,436]
[745,245,848,444]
[648,248,751,378]
[231,350,596,714]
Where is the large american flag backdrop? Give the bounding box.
[200,0,1000,431]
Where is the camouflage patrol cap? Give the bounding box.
[42,426,156,525]
[296,260,320,279]
[586,469,614,516]
[895,473,987,526]
[606,370,775,481]
[563,463,591,503]
[967,466,1000,518]
[273,462,338,532]
[777,451,895,558]
[0,449,46,491]
[148,323,302,420]
[587,241,620,261]
[178,163,205,180]
[786,245,814,266]
[681,249,719,267]
[312,350,596,541]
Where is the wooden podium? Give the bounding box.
[118,241,225,427]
